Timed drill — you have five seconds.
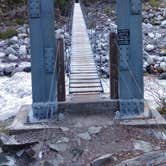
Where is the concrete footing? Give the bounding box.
[7,96,166,134]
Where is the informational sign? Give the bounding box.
[118,29,130,45]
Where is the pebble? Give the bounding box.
[88,126,102,135]
[10,36,18,44]
[18,33,28,38]
[161,20,166,27]
[78,132,91,141]
[133,140,153,153]
[159,73,166,80]
[8,54,17,61]
[91,154,116,166]
[5,47,16,55]
[160,62,166,71]
[148,32,155,38]
[147,56,154,65]
[19,45,27,56]
[0,52,5,58]
[145,44,155,52]
[48,142,68,152]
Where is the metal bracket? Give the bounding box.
[29,0,41,18]
[32,102,58,120]
[119,99,144,117]
[44,48,55,73]
[130,0,141,15]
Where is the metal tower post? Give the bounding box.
[116,0,144,117]
[28,0,57,120]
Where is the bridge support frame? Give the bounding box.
[117,0,144,118]
[28,0,57,120]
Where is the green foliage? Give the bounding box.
[149,0,160,7]
[104,7,112,15]
[54,0,71,16]
[0,29,17,39]
[15,18,25,25]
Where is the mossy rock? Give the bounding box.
[0,29,17,40]
[158,107,166,115]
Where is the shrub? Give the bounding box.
[149,0,160,7]
[0,29,17,39]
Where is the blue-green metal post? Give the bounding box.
[117,0,144,117]
[28,0,57,120]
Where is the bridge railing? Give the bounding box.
[56,36,66,102]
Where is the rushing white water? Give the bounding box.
[0,72,32,120]
[0,72,165,121]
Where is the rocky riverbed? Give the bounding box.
[81,0,166,78]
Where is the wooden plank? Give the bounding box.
[70,87,103,93]
[70,83,101,88]
[70,73,98,77]
[70,80,101,83]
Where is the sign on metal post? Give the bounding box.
[117,0,144,117]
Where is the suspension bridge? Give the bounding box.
[70,3,103,94]
[27,0,144,120]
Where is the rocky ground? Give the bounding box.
[82,0,166,78]
[0,113,166,166]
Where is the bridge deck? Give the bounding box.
[70,3,103,94]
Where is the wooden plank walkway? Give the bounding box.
[69,3,103,94]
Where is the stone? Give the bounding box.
[10,36,18,44]
[159,73,166,80]
[148,32,155,38]
[58,113,64,121]
[0,134,18,146]
[78,132,91,141]
[155,33,162,39]
[3,66,15,76]
[161,20,166,27]
[145,44,155,52]
[160,62,166,71]
[19,45,27,56]
[0,68,4,76]
[91,154,115,166]
[147,56,154,65]
[18,33,28,38]
[70,147,84,158]
[8,54,17,61]
[88,126,102,135]
[40,155,64,166]
[25,143,42,160]
[0,148,2,154]
[0,52,5,58]
[117,150,166,166]
[48,143,68,152]
[60,127,69,132]
[23,38,30,45]
[16,150,25,158]
[0,133,38,152]
[5,47,16,55]
[133,140,153,153]
[57,137,69,143]
[0,154,16,166]
[143,61,149,68]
